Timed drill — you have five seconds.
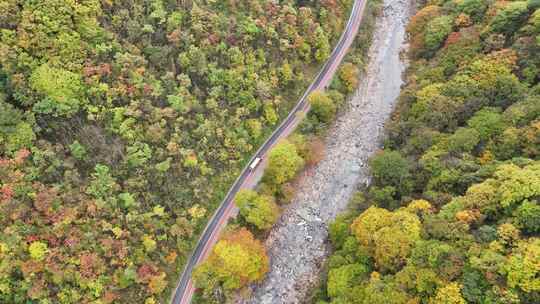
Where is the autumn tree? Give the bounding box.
[431,283,466,304]
[193,228,269,297]
[0,0,351,302]
[351,206,393,252]
[372,211,422,272]
[424,16,453,54]
[339,63,360,93]
[504,239,540,293]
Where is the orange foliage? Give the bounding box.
[479,150,494,165]
[14,148,30,163]
[321,0,338,9]
[165,251,178,264]
[444,32,462,48]
[102,291,118,304]
[137,264,157,283]
[455,13,472,27]
[27,279,46,300]
[486,49,518,69]
[407,5,441,36]
[339,62,360,92]
[21,260,44,278]
[305,137,326,167]
[33,184,57,213]
[0,185,14,203]
[148,273,167,294]
[80,252,100,278]
[455,209,482,224]
[407,5,442,57]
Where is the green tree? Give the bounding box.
[456,0,487,22]
[314,26,330,62]
[4,122,35,154]
[514,200,540,233]
[360,276,412,304]
[86,164,117,200]
[446,127,480,154]
[424,16,453,54]
[234,189,280,230]
[329,215,351,249]
[488,1,529,35]
[369,150,411,195]
[308,90,337,123]
[30,63,85,116]
[69,140,87,160]
[467,107,506,141]
[126,142,153,168]
[327,263,368,298]
[0,102,35,154]
[264,140,304,186]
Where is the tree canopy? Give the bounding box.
[234,189,280,230]
[264,139,305,186]
[193,228,269,299]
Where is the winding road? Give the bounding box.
[171,0,367,303]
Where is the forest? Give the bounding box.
[313,0,540,303]
[190,0,384,301]
[0,0,353,303]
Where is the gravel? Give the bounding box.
[240,0,413,303]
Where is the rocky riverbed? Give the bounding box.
[240,0,413,303]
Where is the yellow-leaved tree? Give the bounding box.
[193,228,269,299]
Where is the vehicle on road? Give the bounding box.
[171,1,366,303]
[249,157,262,170]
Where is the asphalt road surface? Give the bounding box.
[171,0,367,303]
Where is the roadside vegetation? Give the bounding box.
[0,0,355,303]
[313,0,540,303]
[192,0,385,302]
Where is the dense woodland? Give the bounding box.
[190,0,384,302]
[313,0,540,303]
[0,0,354,303]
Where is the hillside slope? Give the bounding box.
[313,0,540,303]
[0,0,351,303]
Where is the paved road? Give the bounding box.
[171,0,367,303]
